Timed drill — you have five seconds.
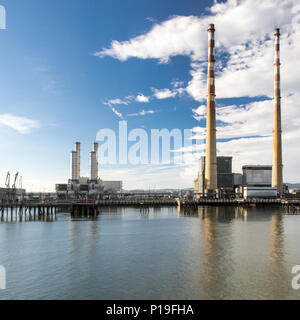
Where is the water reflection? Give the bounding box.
[1,205,299,299]
[197,207,236,299]
[182,206,295,299]
[267,213,288,299]
[0,211,57,223]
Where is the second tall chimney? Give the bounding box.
[89,142,99,181]
[75,142,80,180]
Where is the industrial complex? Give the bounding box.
[55,142,123,198]
[1,25,298,202]
[194,25,286,200]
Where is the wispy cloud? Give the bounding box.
[107,105,123,118]
[0,114,40,134]
[127,109,157,117]
[104,94,151,106]
[104,98,130,106]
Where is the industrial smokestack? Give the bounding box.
[204,24,218,192]
[89,151,97,181]
[93,142,99,179]
[70,151,77,180]
[75,142,80,180]
[272,28,283,196]
[89,142,99,181]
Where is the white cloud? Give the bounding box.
[171,80,184,88]
[136,94,150,103]
[0,114,40,134]
[152,88,178,99]
[94,15,208,63]
[96,0,294,65]
[104,98,130,106]
[192,105,206,121]
[127,109,157,117]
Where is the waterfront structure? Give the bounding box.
[194,156,237,195]
[242,165,277,198]
[101,181,123,192]
[0,187,26,201]
[204,23,218,193]
[243,187,277,199]
[194,27,287,199]
[242,165,272,187]
[272,28,283,196]
[58,141,123,196]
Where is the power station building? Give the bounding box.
[242,165,277,198]
[194,156,242,196]
[194,162,278,198]
[56,142,122,196]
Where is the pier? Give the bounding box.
[0,197,300,219]
[0,202,58,220]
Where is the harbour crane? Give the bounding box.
[12,172,19,189]
[5,171,10,188]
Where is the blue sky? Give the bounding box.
[0,0,299,191]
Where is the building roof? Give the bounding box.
[242,165,272,170]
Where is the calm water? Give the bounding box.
[0,206,300,300]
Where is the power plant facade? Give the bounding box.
[194,156,241,195]
[272,28,283,196]
[204,23,218,193]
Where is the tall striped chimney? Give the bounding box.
[272,28,283,196]
[204,24,218,192]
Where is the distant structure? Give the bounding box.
[89,142,99,181]
[272,28,283,196]
[57,142,123,196]
[70,142,80,181]
[204,23,218,193]
[0,171,25,201]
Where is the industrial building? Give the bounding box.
[56,142,122,197]
[242,165,277,199]
[0,172,25,202]
[0,187,26,202]
[242,165,272,187]
[194,156,242,196]
[194,160,279,199]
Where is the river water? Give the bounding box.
[0,206,300,300]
